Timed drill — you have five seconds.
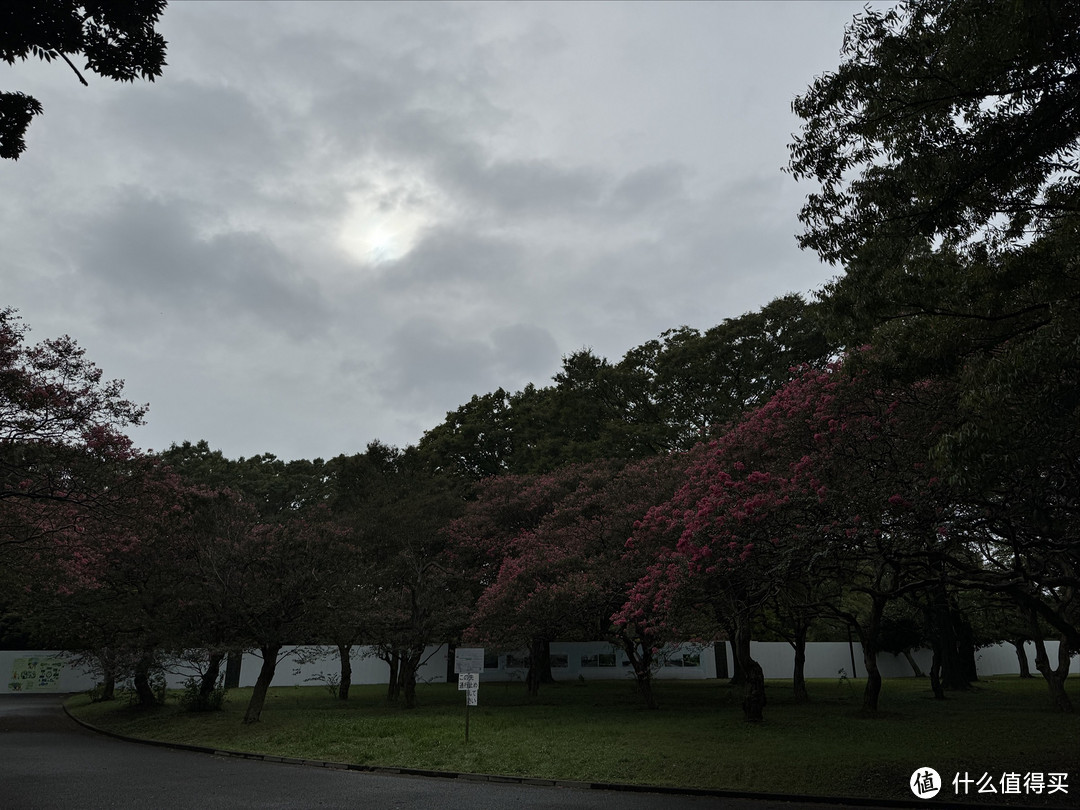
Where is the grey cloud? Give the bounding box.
[111,80,286,174]
[378,227,524,290]
[490,323,560,379]
[609,162,690,213]
[76,192,328,340]
[548,172,833,361]
[380,318,559,407]
[381,319,492,401]
[283,26,609,220]
[439,152,607,217]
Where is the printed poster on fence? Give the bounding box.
[8,656,64,692]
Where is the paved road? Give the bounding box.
[1,694,898,810]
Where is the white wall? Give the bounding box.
[737,641,935,680]
[479,641,715,683]
[0,645,450,694]
[270,645,449,690]
[721,640,1073,680]
[3,641,1075,694]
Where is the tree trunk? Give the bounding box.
[734,624,765,721]
[400,649,422,709]
[932,583,968,690]
[100,671,116,702]
[730,650,746,685]
[224,650,242,688]
[620,634,657,709]
[847,624,859,678]
[96,650,116,701]
[929,641,945,700]
[538,638,555,684]
[445,642,456,683]
[386,649,400,702]
[1012,638,1033,678]
[525,636,546,697]
[862,647,882,712]
[198,650,225,705]
[860,597,885,712]
[903,648,925,677]
[714,640,729,680]
[742,658,766,722]
[955,612,979,683]
[792,622,809,703]
[243,645,281,724]
[337,643,352,700]
[132,650,158,708]
[729,623,746,686]
[1033,633,1074,713]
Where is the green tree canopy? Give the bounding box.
[417,295,833,478]
[789,0,1080,267]
[788,0,1080,708]
[1,0,168,159]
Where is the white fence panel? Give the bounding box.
[3,641,1074,693]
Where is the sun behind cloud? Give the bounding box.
[336,171,444,265]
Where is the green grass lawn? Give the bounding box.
[67,675,1079,805]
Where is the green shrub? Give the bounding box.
[178,676,228,712]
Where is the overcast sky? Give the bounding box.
[3,1,867,462]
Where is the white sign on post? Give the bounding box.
[454,647,484,742]
[454,647,484,674]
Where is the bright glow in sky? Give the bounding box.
[337,170,443,265]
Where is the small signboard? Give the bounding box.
[454,648,484,742]
[454,647,484,674]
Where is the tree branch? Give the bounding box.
[59,52,89,87]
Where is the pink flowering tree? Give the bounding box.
[14,460,200,705]
[22,462,353,720]
[619,360,952,718]
[1,307,148,630]
[448,466,593,693]
[457,455,688,706]
[1,308,146,520]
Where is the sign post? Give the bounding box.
[454,648,484,742]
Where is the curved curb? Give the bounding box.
[62,699,1047,810]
